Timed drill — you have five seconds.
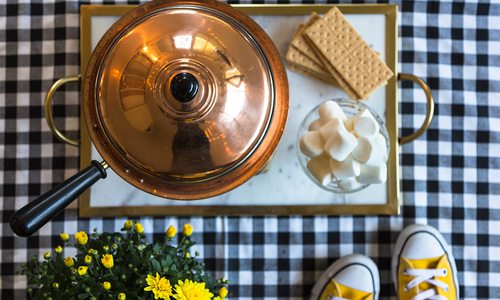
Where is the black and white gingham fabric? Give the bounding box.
[1,0,499,299]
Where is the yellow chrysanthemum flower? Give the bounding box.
[124,220,133,230]
[118,293,126,300]
[101,254,114,269]
[165,225,177,238]
[59,233,69,242]
[55,246,63,253]
[78,266,88,275]
[173,279,214,300]
[182,224,193,237]
[219,287,228,298]
[64,256,74,267]
[134,222,144,234]
[84,255,92,264]
[103,281,111,290]
[144,273,173,299]
[74,231,88,245]
[43,251,51,260]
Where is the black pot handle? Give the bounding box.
[10,160,108,237]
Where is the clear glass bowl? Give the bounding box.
[297,98,390,193]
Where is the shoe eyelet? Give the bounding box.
[442,269,448,276]
[404,285,409,292]
[403,268,408,275]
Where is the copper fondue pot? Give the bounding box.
[11,0,289,236]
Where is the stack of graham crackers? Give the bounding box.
[286,7,393,100]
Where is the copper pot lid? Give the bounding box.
[84,0,288,198]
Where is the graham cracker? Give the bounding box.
[290,13,325,67]
[286,45,331,77]
[286,22,337,84]
[288,62,339,86]
[304,7,393,99]
[307,40,360,99]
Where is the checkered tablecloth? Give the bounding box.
[1,0,499,299]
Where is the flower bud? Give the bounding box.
[84,255,92,265]
[134,222,144,234]
[165,225,177,238]
[59,233,69,242]
[64,257,75,267]
[124,220,133,230]
[182,223,193,237]
[74,231,88,245]
[219,287,228,298]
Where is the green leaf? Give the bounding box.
[151,258,161,272]
[78,292,90,299]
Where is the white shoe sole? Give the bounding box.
[310,254,380,300]
[391,224,460,299]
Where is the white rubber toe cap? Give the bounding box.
[336,264,375,293]
[401,231,446,260]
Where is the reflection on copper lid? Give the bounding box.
[95,5,274,181]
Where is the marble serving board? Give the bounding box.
[79,5,399,216]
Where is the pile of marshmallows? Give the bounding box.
[299,100,388,192]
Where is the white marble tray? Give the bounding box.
[78,5,400,216]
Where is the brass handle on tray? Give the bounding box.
[45,75,81,147]
[397,73,435,145]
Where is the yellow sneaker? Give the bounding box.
[392,224,459,300]
[310,254,379,300]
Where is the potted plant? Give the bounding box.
[20,221,229,300]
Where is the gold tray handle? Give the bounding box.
[398,73,435,145]
[45,75,81,147]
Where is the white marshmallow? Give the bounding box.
[352,107,376,123]
[336,177,364,192]
[352,134,388,165]
[354,116,379,138]
[352,137,373,163]
[319,118,345,141]
[357,163,387,184]
[324,129,358,161]
[308,119,324,131]
[365,134,388,165]
[345,107,376,132]
[319,100,347,123]
[344,118,355,132]
[299,131,324,158]
[307,155,334,186]
[329,155,361,180]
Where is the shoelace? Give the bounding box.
[327,296,348,300]
[404,268,449,300]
